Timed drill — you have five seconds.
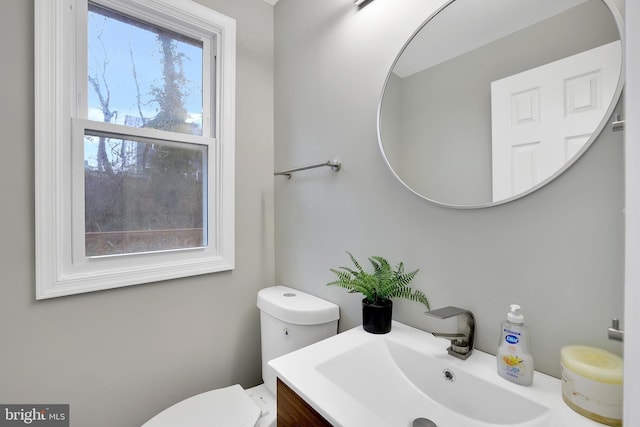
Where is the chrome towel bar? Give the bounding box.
[274,159,341,179]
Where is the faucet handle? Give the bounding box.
[425,306,472,319]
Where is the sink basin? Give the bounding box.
[316,338,550,426]
[270,321,598,427]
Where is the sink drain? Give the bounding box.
[443,368,455,382]
[413,418,438,427]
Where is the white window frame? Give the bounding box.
[35,0,236,299]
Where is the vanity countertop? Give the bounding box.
[270,321,609,427]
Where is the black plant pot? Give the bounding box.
[362,298,393,334]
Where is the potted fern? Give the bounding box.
[327,252,430,334]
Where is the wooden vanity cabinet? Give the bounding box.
[277,378,333,426]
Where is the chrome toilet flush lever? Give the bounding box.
[425,306,475,360]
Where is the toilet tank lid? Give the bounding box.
[257,286,340,325]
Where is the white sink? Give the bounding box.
[270,321,603,427]
[317,338,550,426]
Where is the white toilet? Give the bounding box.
[142,285,340,427]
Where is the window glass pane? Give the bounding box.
[84,131,207,256]
[88,3,204,136]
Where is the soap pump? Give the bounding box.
[497,304,534,386]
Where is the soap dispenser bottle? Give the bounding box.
[497,304,534,386]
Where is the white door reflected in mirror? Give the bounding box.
[491,40,622,201]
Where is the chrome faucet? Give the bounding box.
[424,306,475,360]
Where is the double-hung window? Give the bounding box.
[35,0,236,299]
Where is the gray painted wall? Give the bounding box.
[274,0,624,379]
[0,1,274,426]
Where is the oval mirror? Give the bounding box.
[378,0,624,208]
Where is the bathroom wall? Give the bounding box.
[624,1,640,422]
[0,1,274,426]
[274,0,624,378]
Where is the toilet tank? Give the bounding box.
[257,286,339,395]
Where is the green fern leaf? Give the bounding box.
[327,252,429,310]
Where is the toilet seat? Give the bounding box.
[142,384,261,427]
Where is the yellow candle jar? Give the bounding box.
[561,346,623,427]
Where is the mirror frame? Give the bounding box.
[377,0,625,209]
